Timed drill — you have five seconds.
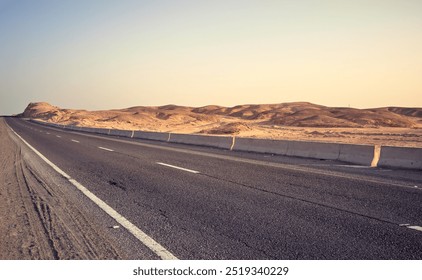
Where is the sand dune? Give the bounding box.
[20,102,422,147]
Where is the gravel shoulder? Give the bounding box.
[0,117,125,259]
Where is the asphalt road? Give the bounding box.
[5,117,422,259]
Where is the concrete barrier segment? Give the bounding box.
[378,146,422,170]
[337,144,375,166]
[133,131,170,142]
[169,133,233,149]
[232,137,289,155]
[109,129,133,137]
[286,141,340,160]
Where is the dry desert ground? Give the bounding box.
[20,102,422,148]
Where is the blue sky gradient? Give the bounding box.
[1,0,421,114]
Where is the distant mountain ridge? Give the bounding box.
[21,102,422,132]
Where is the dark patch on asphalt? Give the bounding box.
[107,179,126,191]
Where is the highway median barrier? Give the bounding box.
[109,129,133,138]
[233,138,379,166]
[27,118,421,170]
[169,133,233,149]
[338,144,377,166]
[79,126,97,133]
[133,131,170,142]
[285,140,340,160]
[232,138,341,160]
[31,119,51,126]
[378,146,422,170]
[232,137,289,154]
[72,125,83,132]
[91,128,110,135]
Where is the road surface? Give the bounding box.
[3,117,422,259]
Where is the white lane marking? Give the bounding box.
[98,146,114,152]
[71,139,80,143]
[334,165,372,169]
[156,162,200,174]
[46,132,50,135]
[8,126,178,260]
[56,135,61,138]
[407,226,422,232]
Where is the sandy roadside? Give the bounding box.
[0,118,124,259]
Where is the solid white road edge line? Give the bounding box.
[9,127,178,260]
[156,162,200,174]
[98,146,114,152]
[71,139,80,143]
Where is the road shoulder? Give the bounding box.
[0,118,125,259]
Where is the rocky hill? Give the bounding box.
[21,102,422,133]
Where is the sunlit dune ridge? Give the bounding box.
[20,102,422,147]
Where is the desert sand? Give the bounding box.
[20,102,422,148]
[0,118,124,259]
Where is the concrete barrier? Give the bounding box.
[233,138,341,160]
[109,129,132,138]
[133,131,170,142]
[28,118,420,170]
[233,138,380,166]
[40,120,63,129]
[71,125,83,132]
[31,119,51,126]
[338,144,376,166]
[232,137,289,154]
[378,146,422,170]
[63,125,110,135]
[286,141,341,160]
[169,133,233,149]
[79,126,97,133]
[92,128,110,135]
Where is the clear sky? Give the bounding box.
[1,0,421,115]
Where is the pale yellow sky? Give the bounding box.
[1,0,421,114]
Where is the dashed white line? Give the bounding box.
[46,132,50,135]
[399,224,422,232]
[156,162,200,174]
[407,225,422,232]
[98,146,114,152]
[71,139,80,143]
[8,126,177,260]
[56,135,62,138]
